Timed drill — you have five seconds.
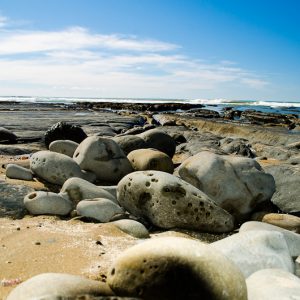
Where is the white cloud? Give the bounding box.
[0,15,9,28]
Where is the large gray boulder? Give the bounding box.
[107,237,247,300]
[113,135,148,155]
[246,269,300,300]
[49,139,79,157]
[178,151,275,221]
[73,136,133,183]
[117,170,234,233]
[211,230,295,278]
[6,273,113,300]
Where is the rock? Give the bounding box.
[138,129,176,157]
[0,181,34,218]
[286,141,300,150]
[262,213,300,233]
[296,256,300,277]
[110,219,150,238]
[113,135,148,155]
[76,198,124,222]
[264,164,300,213]
[49,140,79,157]
[24,191,73,215]
[239,221,300,258]
[127,149,174,173]
[211,230,295,277]
[220,137,256,158]
[5,163,33,181]
[44,121,87,148]
[60,177,117,204]
[0,127,17,143]
[97,185,117,199]
[246,269,300,300]
[117,171,234,233]
[178,151,275,221]
[107,237,247,300]
[6,273,113,300]
[30,151,88,185]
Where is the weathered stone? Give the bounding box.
[110,219,150,238]
[117,171,234,233]
[262,213,300,233]
[0,127,17,143]
[127,149,174,173]
[107,237,247,300]
[24,191,73,215]
[5,163,33,181]
[246,269,300,300]
[73,136,133,183]
[178,151,275,221]
[49,140,79,157]
[220,137,256,158]
[113,135,148,155]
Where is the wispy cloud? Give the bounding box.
[0,15,269,98]
[0,15,9,28]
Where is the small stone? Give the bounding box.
[49,139,79,157]
[262,213,300,233]
[5,164,33,181]
[110,219,150,238]
[113,135,148,155]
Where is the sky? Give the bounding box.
[0,0,299,101]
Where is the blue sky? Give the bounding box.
[0,0,299,101]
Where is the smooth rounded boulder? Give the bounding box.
[127,148,174,173]
[24,191,73,215]
[262,213,300,233]
[178,151,275,221]
[73,136,133,183]
[110,219,150,238]
[117,170,234,233]
[6,273,113,300]
[49,139,79,157]
[5,163,33,181]
[107,237,247,300]
[30,151,88,185]
[113,135,148,155]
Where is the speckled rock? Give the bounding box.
[107,237,247,300]
[127,149,174,173]
[6,273,113,300]
[5,163,33,181]
[246,269,300,300]
[113,135,148,155]
[110,219,150,238]
[117,171,234,233]
[49,139,79,157]
[30,151,89,185]
[211,230,295,277]
[76,198,124,222]
[262,213,300,233]
[24,191,73,215]
[0,127,17,143]
[60,177,117,204]
[73,136,133,183]
[138,129,176,157]
[178,151,275,221]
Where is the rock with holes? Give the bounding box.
[107,237,247,300]
[49,139,79,157]
[246,269,300,300]
[178,151,275,221]
[30,151,90,185]
[6,273,113,300]
[113,135,148,155]
[127,149,174,173]
[24,191,73,215]
[73,136,133,183]
[5,163,33,181]
[110,219,150,238]
[117,171,234,233]
[0,127,17,143]
[76,198,124,222]
[211,230,295,278]
[60,177,117,204]
[138,129,176,157]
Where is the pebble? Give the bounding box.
[110,219,150,238]
[5,163,33,181]
[262,213,300,233]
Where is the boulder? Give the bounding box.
[110,219,150,238]
[246,269,300,300]
[113,135,148,155]
[211,230,294,278]
[44,121,87,148]
[73,136,133,183]
[0,127,17,143]
[220,137,256,158]
[49,139,79,157]
[262,213,300,233]
[117,171,234,233]
[24,191,73,215]
[5,163,33,181]
[60,177,117,204]
[30,151,88,185]
[138,129,176,157]
[6,273,113,300]
[127,149,174,173]
[76,198,124,222]
[107,237,247,300]
[178,151,275,221]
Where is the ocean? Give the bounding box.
[0,96,300,116]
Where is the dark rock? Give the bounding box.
[0,127,17,144]
[192,109,220,118]
[220,137,256,158]
[113,135,148,155]
[44,122,87,148]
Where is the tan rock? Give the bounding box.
[262,213,300,233]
